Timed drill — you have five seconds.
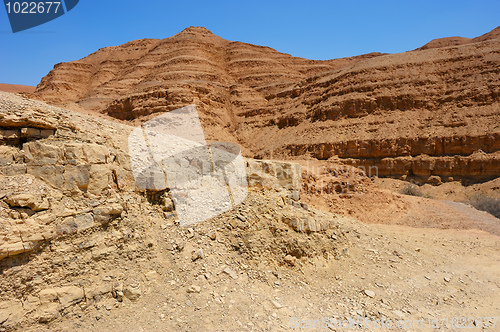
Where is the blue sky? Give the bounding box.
[1,0,499,86]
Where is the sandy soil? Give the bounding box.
[27,212,500,332]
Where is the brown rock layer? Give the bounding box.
[32,26,500,183]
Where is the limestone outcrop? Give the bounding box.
[0,92,310,262]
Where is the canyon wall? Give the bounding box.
[32,26,500,183]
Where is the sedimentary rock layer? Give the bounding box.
[32,26,500,182]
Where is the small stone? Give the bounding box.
[222,267,238,279]
[187,228,195,238]
[187,285,201,293]
[176,242,185,251]
[162,197,174,212]
[208,231,217,240]
[284,255,296,266]
[271,300,283,309]
[425,275,431,280]
[392,310,405,319]
[363,290,375,298]
[191,249,204,261]
[236,214,246,222]
[115,291,124,302]
[444,277,451,282]
[290,190,300,201]
[123,284,141,301]
[145,270,158,281]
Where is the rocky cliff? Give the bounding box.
[0,92,312,262]
[2,92,351,328]
[32,26,500,183]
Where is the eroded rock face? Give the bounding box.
[0,92,310,263]
[0,92,135,261]
[4,193,49,212]
[1,92,345,330]
[0,300,23,328]
[34,286,85,322]
[342,151,500,184]
[31,26,500,183]
[246,159,301,200]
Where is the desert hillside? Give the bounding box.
[416,26,500,50]
[1,26,500,331]
[0,92,499,331]
[0,84,36,94]
[32,26,500,184]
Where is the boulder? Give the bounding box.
[22,295,40,312]
[55,286,85,308]
[38,289,59,304]
[63,165,90,191]
[93,204,124,224]
[23,141,64,166]
[282,214,332,233]
[88,165,112,194]
[85,283,113,301]
[427,175,442,186]
[123,284,141,301]
[246,159,301,192]
[36,303,60,323]
[0,300,23,328]
[63,143,86,165]
[4,193,49,211]
[57,213,95,235]
[83,144,109,164]
[27,165,65,189]
[0,146,16,165]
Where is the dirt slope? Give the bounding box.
[0,84,36,94]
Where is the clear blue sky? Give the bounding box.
[1,0,499,86]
